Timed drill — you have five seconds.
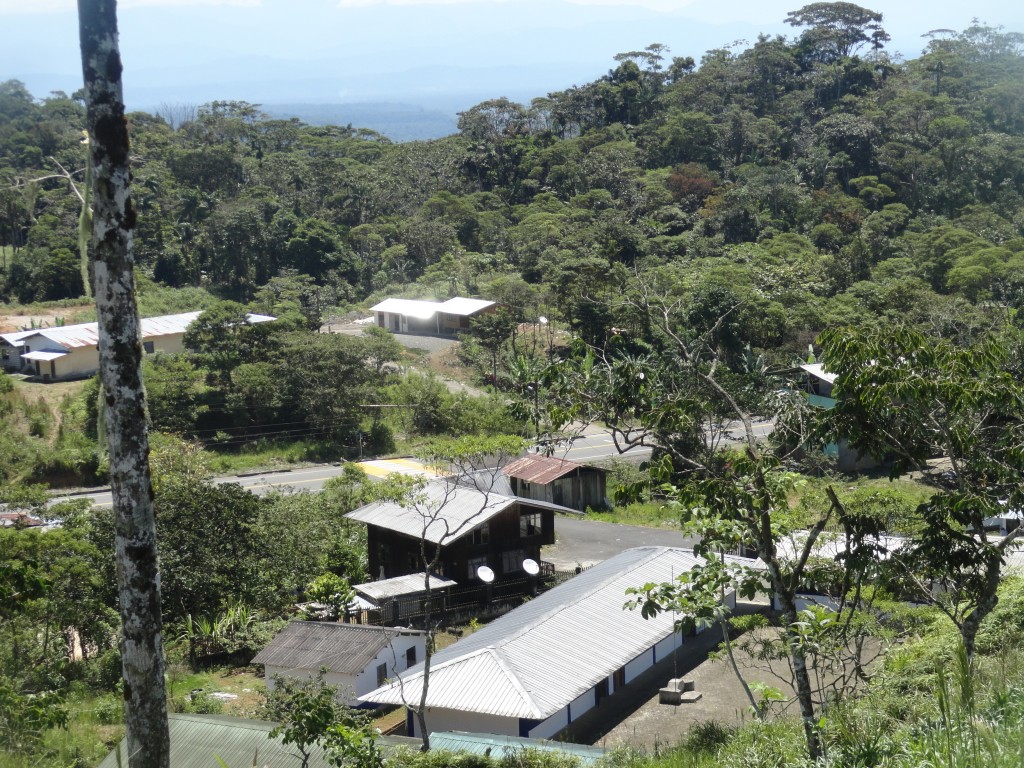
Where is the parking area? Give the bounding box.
[543,517,697,570]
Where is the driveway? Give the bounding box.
[544,517,698,570]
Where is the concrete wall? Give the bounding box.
[264,666,360,704]
[353,633,425,697]
[412,708,518,738]
[529,708,568,740]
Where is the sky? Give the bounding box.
[1,0,1021,118]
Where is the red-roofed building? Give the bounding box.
[502,455,608,512]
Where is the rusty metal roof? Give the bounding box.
[252,620,422,674]
[11,311,274,351]
[503,454,585,484]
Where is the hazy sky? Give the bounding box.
[1,0,1021,112]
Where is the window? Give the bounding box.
[471,523,490,546]
[406,646,416,668]
[520,512,542,537]
[376,663,387,686]
[143,341,155,354]
[501,549,525,574]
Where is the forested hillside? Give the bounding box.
[4,7,1024,768]
[2,14,1023,353]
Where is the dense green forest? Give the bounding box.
[4,6,1024,768]
[3,16,1024,344]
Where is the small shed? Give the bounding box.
[252,621,426,706]
[353,573,459,624]
[371,297,495,336]
[502,455,608,512]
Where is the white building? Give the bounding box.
[360,546,739,739]
[252,621,426,707]
[0,311,274,381]
[370,297,495,336]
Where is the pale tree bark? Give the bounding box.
[78,2,170,767]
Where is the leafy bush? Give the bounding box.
[684,720,735,754]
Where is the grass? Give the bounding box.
[12,378,87,417]
[587,501,681,528]
[204,437,349,474]
[0,666,264,768]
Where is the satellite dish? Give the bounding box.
[522,558,540,576]
[477,565,495,583]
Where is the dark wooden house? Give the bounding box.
[503,454,608,512]
[346,480,557,584]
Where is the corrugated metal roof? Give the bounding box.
[800,363,837,385]
[430,731,606,765]
[24,325,99,349]
[98,714,333,768]
[11,311,274,352]
[345,480,516,545]
[0,329,38,346]
[361,546,729,718]
[774,530,907,562]
[370,298,441,319]
[503,455,585,484]
[438,297,495,316]
[20,350,67,361]
[355,573,458,601]
[370,297,494,318]
[251,621,421,673]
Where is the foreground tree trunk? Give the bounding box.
[78,2,170,766]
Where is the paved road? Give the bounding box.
[53,430,653,511]
[54,419,772,511]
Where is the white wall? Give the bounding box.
[529,708,568,740]
[353,633,426,697]
[654,633,681,662]
[412,708,518,738]
[264,665,360,705]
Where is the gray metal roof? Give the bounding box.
[98,714,332,768]
[800,363,837,385]
[345,480,517,545]
[430,731,606,765]
[252,621,421,674]
[0,328,38,346]
[8,311,274,351]
[370,297,494,318]
[355,573,458,601]
[361,546,720,719]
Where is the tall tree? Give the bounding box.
[78,1,170,766]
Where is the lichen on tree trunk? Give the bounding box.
[77,2,170,767]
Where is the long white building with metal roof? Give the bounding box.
[360,546,738,740]
[0,311,274,380]
[370,296,495,336]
